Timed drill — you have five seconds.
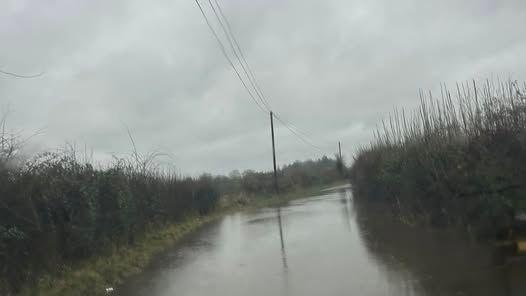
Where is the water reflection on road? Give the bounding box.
[119,187,526,296]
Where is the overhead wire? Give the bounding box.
[273,113,324,152]
[194,0,267,113]
[206,0,271,111]
[273,112,317,143]
[0,69,43,78]
[210,0,272,111]
[195,0,329,155]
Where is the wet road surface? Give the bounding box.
[119,187,526,296]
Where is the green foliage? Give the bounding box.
[350,80,526,236]
[193,175,220,215]
[0,150,224,293]
[0,132,341,294]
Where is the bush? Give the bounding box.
[193,175,220,215]
[0,149,222,292]
[0,121,341,293]
[350,80,526,236]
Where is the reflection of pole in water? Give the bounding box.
[277,207,288,269]
[340,190,353,232]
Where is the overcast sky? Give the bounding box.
[1,0,525,175]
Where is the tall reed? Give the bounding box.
[350,80,526,236]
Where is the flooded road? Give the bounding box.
[119,187,526,296]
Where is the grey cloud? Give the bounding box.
[1,0,526,174]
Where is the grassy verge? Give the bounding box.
[20,182,342,296]
[20,215,216,296]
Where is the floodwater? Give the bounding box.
[118,186,526,296]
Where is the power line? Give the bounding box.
[202,0,321,150]
[273,112,331,153]
[273,112,317,143]
[194,0,267,113]
[0,69,43,78]
[210,0,272,111]
[206,0,271,111]
[272,113,323,152]
[195,0,327,154]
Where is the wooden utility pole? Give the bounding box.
[270,111,279,194]
[338,141,342,160]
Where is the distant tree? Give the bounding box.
[229,169,241,179]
